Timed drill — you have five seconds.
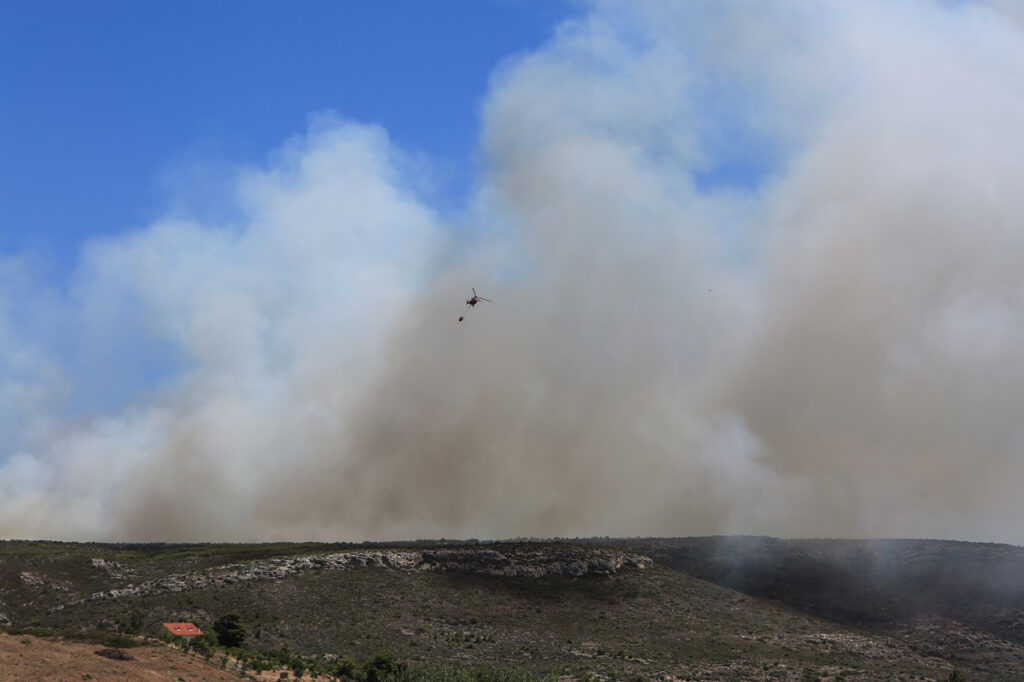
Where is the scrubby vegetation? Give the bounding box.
[3,537,1024,680]
[150,631,550,682]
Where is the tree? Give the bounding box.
[948,671,968,682]
[212,612,246,648]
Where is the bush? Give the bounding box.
[188,634,214,659]
[117,608,146,635]
[391,665,550,682]
[335,657,359,678]
[364,650,404,682]
[99,632,139,649]
[8,627,145,649]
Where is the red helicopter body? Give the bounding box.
[459,288,491,321]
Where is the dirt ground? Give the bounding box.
[0,633,288,681]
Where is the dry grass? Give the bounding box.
[0,631,265,681]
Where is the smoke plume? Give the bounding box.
[3,1,1024,543]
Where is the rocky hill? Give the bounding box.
[2,537,1023,681]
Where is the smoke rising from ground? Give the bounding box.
[3,1,1024,542]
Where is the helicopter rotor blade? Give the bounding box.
[478,297,492,302]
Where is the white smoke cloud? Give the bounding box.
[3,1,1024,543]
[1,119,443,540]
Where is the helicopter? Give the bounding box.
[459,288,492,322]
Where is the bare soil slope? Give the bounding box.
[0,632,275,681]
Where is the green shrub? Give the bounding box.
[99,632,139,648]
[117,608,146,635]
[390,664,551,682]
[335,656,359,678]
[364,649,404,682]
[188,633,218,659]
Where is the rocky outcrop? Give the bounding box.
[78,547,651,606]
[420,549,652,578]
[89,557,137,580]
[19,571,74,595]
[18,571,45,587]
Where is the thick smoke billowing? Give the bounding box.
[3,1,1024,543]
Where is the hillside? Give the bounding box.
[2,538,1023,681]
[0,631,269,681]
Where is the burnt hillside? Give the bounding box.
[634,537,1024,636]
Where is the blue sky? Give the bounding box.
[0,0,576,277]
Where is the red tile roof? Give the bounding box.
[162,622,203,636]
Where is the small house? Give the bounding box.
[162,622,203,639]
